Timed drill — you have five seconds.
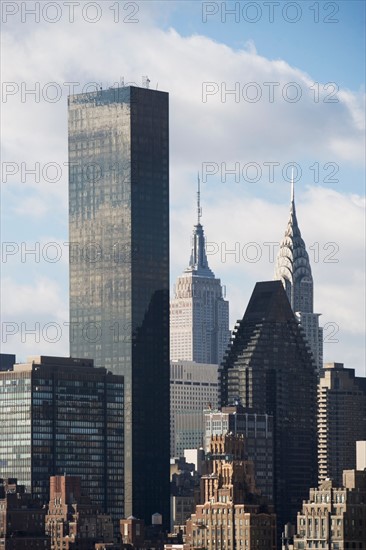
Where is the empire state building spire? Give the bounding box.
[170,175,230,365]
[274,176,323,371]
[186,173,214,278]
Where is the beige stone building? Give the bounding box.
[293,468,366,549]
[185,434,276,549]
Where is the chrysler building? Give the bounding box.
[274,178,323,371]
[170,178,230,364]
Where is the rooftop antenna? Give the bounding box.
[142,76,150,89]
[197,172,202,225]
[291,167,295,203]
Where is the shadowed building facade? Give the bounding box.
[0,356,124,525]
[318,363,366,486]
[45,475,114,548]
[204,405,274,502]
[0,478,50,549]
[220,281,318,535]
[68,86,170,525]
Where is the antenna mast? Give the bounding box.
[197,172,202,225]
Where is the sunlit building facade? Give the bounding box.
[170,181,230,365]
[68,86,170,524]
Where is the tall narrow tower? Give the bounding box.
[274,178,323,370]
[68,86,170,526]
[170,177,230,364]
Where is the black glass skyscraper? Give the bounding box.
[220,281,318,535]
[68,86,170,525]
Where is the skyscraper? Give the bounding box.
[318,363,366,485]
[68,86,170,524]
[0,356,124,525]
[170,178,230,364]
[220,281,318,533]
[170,360,219,457]
[274,180,323,371]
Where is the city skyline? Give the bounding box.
[1,1,365,377]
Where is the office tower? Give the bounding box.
[0,355,124,525]
[318,363,366,485]
[170,178,230,364]
[220,281,318,533]
[185,434,276,550]
[45,475,114,548]
[0,478,50,549]
[170,360,219,457]
[68,86,170,524]
[274,180,323,371]
[204,405,274,501]
[293,468,366,549]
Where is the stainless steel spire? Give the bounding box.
[274,178,323,371]
[274,177,313,313]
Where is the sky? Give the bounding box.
[1,0,365,376]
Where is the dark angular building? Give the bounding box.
[220,281,318,534]
[0,355,124,526]
[68,85,170,525]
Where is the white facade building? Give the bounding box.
[170,360,219,457]
[170,180,230,364]
[274,179,323,371]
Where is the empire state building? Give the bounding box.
[170,179,230,365]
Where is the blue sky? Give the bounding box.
[1,0,365,375]
[167,1,365,89]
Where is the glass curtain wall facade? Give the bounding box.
[0,356,124,525]
[68,86,170,524]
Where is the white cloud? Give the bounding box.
[0,277,69,360]
[1,9,365,375]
